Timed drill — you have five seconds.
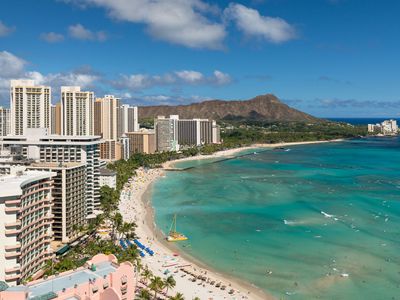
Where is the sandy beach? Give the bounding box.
[119,139,343,299]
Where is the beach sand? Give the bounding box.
[119,140,343,299]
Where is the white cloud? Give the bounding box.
[113,70,231,91]
[0,51,100,105]
[175,70,204,83]
[0,51,26,77]
[40,32,65,43]
[224,3,296,43]
[63,0,226,49]
[213,70,231,85]
[0,21,15,37]
[68,23,108,41]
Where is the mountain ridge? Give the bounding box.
[138,94,319,122]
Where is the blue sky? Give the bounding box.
[0,0,399,117]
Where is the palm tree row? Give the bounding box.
[137,266,185,300]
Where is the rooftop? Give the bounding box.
[0,170,56,197]
[30,162,85,169]
[99,168,116,176]
[7,261,117,299]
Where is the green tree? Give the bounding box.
[149,276,164,300]
[170,292,185,300]
[141,267,153,285]
[163,275,176,296]
[136,288,151,300]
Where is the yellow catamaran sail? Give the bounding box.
[167,214,188,242]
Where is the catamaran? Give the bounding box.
[167,214,188,242]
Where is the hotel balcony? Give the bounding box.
[5,251,21,258]
[5,243,21,251]
[21,234,52,252]
[5,206,19,213]
[5,199,21,205]
[5,265,21,273]
[5,273,21,282]
[5,220,21,228]
[5,228,21,236]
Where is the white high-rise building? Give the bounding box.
[118,104,139,137]
[61,86,94,136]
[10,80,51,136]
[0,107,10,136]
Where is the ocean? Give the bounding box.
[327,118,399,125]
[151,137,400,299]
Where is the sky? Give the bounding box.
[0,0,399,117]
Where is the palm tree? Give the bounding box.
[170,292,185,300]
[141,267,153,285]
[111,212,123,241]
[149,276,164,300]
[163,275,176,296]
[193,298,200,300]
[136,288,151,300]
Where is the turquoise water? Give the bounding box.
[151,138,400,299]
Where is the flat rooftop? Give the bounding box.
[30,162,85,169]
[7,261,117,299]
[0,170,56,197]
[99,168,116,176]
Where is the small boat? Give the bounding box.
[167,214,188,242]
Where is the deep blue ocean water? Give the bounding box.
[327,118,399,125]
[151,137,400,299]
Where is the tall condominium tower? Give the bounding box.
[117,104,139,137]
[50,103,61,135]
[0,107,10,136]
[61,86,94,136]
[155,115,179,152]
[0,170,56,286]
[10,80,51,136]
[94,95,121,140]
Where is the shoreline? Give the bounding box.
[163,139,344,169]
[119,139,344,299]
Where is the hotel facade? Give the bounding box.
[0,107,10,137]
[28,162,87,243]
[0,170,56,286]
[0,130,102,218]
[61,86,95,136]
[10,80,51,136]
[155,115,221,152]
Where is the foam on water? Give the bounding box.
[151,137,400,299]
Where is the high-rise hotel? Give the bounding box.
[61,86,94,136]
[0,129,102,219]
[0,170,56,286]
[10,80,51,136]
[155,115,221,152]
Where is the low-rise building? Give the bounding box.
[0,253,136,300]
[99,168,117,189]
[0,170,56,286]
